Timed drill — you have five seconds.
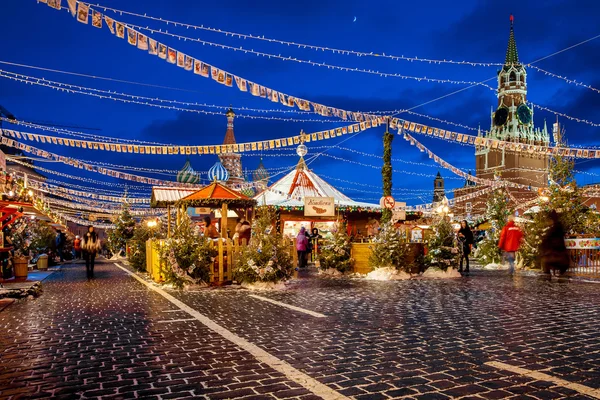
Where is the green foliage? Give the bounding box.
[107,202,136,256]
[543,155,587,235]
[127,217,168,272]
[381,131,394,223]
[368,222,409,271]
[234,207,293,284]
[318,223,353,273]
[8,219,30,258]
[159,212,216,288]
[29,220,56,254]
[424,218,456,271]
[475,188,510,265]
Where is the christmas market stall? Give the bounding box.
[254,153,381,273]
[147,179,256,285]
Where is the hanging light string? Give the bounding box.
[120,21,495,88]
[7,156,153,189]
[83,2,504,67]
[317,153,463,180]
[43,179,150,197]
[2,117,171,145]
[31,179,149,202]
[46,197,164,216]
[0,70,342,123]
[0,69,321,118]
[84,1,600,95]
[526,65,600,95]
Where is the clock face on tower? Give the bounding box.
[517,104,532,125]
[493,107,509,126]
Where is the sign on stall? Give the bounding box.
[564,238,600,249]
[304,197,335,217]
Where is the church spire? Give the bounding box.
[505,15,519,65]
[223,106,237,145]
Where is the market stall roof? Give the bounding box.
[151,187,197,208]
[179,181,256,209]
[255,158,380,210]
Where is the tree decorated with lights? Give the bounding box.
[234,207,293,284]
[424,217,457,271]
[475,187,511,265]
[381,129,394,223]
[368,222,409,271]
[107,201,136,257]
[159,212,216,287]
[317,221,353,273]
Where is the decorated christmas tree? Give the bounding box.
[127,217,167,272]
[234,207,293,284]
[475,187,511,265]
[381,130,394,224]
[159,212,215,287]
[107,201,136,257]
[424,217,456,271]
[368,222,409,271]
[317,221,353,273]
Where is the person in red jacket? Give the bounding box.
[498,215,523,275]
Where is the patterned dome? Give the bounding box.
[240,186,256,197]
[252,158,269,183]
[176,160,200,184]
[208,161,230,182]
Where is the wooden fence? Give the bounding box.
[146,238,297,284]
[567,248,600,278]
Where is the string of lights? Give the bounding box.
[0,70,343,123]
[527,65,600,95]
[7,156,153,189]
[46,197,164,216]
[2,116,171,145]
[86,1,504,67]
[123,21,496,88]
[318,153,463,180]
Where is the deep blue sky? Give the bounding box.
[1,0,599,205]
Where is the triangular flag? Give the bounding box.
[67,0,76,16]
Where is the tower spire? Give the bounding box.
[505,15,519,65]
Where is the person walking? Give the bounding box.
[540,210,570,276]
[55,230,66,263]
[73,235,82,260]
[296,227,309,269]
[498,215,523,275]
[457,220,474,275]
[82,226,101,279]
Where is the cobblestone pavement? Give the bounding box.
[1,263,599,399]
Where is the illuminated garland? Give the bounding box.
[40,2,394,124]
[0,70,341,123]
[2,118,380,156]
[79,1,600,97]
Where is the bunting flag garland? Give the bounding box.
[0,118,376,156]
[401,132,539,191]
[40,1,391,125]
[0,136,200,188]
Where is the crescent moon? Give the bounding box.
[353,16,357,22]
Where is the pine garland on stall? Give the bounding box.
[317,222,353,273]
[107,202,136,257]
[475,188,511,265]
[234,207,293,284]
[159,212,216,288]
[381,130,394,224]
[424,218,456,271]
[368,222,409,271]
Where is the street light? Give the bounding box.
[147,220,158,228]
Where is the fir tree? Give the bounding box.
[475,188,511,265]
[234,207,293,283]
[107,201,136,257]
[368,222,409,271]
[160,212,216,287]
[425,217,457,271]
[318,222,353,273]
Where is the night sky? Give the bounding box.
[1,0,599,206]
